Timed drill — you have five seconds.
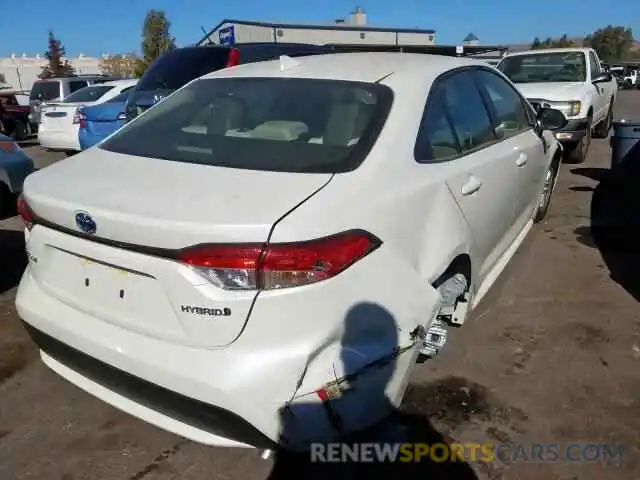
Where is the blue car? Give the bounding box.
[0,133,35,215]
[78,91,129,150]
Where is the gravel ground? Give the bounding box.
[0,92,639,479]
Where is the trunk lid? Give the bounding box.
[23,148,333,347]
[39,102,86,133]
[83,103,125,136]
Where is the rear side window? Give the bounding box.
[29,81,61,101]
[100,77,393,173]
[107,91,131,103]
[136,48,231,91]
[415,88,460,163]
[64,85,114,103]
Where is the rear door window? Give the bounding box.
[440,71,497,152]
[29,81,61,101]
[136,47,231,91]
[100,77,393,173]
[473,69,532,139]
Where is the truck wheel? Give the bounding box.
[593,103,613,139]
[566,118,591,164]
[10,121,27,142]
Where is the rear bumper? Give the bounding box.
[38,129,80,151]
[553,118,590,144]
[16,254,433,450]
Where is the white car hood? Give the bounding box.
[513,82,587,102]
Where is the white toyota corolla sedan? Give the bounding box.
[15,52,566,451]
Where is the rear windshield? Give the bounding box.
[63,85,114,103]
[136,47,231,91]
[107,91,130,103]
[498,52,587,83]
[100,77,393,173]
[30,81,61,101]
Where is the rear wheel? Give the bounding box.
[10,121,27,141]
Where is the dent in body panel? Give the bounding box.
[417,183,474,287]
[280,291,442,450]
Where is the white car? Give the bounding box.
[16,53,566,451]
[37,79,138,153]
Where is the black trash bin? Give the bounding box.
[611,120,640,169]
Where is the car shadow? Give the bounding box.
[266,302,480,479]
[0,228,26,294]
[572,145,640,301]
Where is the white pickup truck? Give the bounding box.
[497,47,617,163]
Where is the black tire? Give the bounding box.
[9,121,27,141]
[593,103,613,139]
[534,154,560,222]
[565,117,592,164]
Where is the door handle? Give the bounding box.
[460,176,482,196]
[516,152,528,167]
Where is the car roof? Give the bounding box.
[204,52,488,84]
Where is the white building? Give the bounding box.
[198,8,436,48]
[0,53,102,91]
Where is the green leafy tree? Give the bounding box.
[134,10,176,78]
[584,25,633,61]
[39,31,75,79]
[531,37,542,49]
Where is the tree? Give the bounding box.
[134,10,176,78]
[584,25,633,62]
[554,34,573,48]
[0,73,5,84]
[531,34,575,50]
[99,53,139,78]
[39,31,75,79]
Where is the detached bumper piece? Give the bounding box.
[22,322,275,449]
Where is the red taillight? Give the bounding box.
[178,230,381,291]
[225,48,241,67]
[73,109,86,128]
[17,194,34,230]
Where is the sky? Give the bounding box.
[0,0,638,57]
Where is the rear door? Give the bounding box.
[473,68,547,228]
[433,70,521,282]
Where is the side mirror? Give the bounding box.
[592,72,613,84]
[537,107,567,131]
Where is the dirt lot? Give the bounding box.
[1,93,640,480]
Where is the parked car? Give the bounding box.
[0,91,33,140]
[497,47,617,163]
[78,91,130,150]
[38,80,137,153]
[123,42,340,123]
[16,52,566,451]
[0,134,34,215]
[29,75,118,133]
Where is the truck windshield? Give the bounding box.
[498,52,587,83]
